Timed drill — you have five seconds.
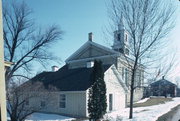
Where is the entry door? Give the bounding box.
[109,94,113,111]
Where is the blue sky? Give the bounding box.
[7,0,180,81]
[25,0,109,62]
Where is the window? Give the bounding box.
[59,94,66,108]
[125,68,128,86]
[119,48,123,53]
[125,34,128,42]
[117,33,121,41]
[122,67,124,79]
[125,48,129,55]
[139,71,142,86]
[40,101,45,107]
[134,72,137,86]
[109,94,113,111]
[25,100,29,105]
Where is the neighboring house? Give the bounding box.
[176,88,180,97]
[149,76,177,97]
[143,86,151,98]
[21,20,145,117]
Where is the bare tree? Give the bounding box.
[7,78,58,121]
[108,0,175,119]
[142,52,178,98]
[3,1,63,83]
[3,1,62,121]
[145,51,177,84]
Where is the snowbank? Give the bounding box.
[135,98,149,104]
[105,97,180,121]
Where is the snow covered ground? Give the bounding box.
[25,113,75,121]
[8,98,179,121]
[105,97,180,121]
[135,98,149,103]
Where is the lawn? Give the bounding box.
[133,97,172,107]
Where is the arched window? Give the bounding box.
[117,33,121,41]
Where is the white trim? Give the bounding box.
[65,41,119,62]
[65,40,145,69]
[65,41,89,62]
[66,54,119,64]
[90,41,119,54]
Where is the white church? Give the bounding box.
[22,22,145,117]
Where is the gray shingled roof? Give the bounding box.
[28,65,111,91]
[150,78,176,87]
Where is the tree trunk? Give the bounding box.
[129,60,138,119]
[129,74,135,119]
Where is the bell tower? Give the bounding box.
[112,15,129,56]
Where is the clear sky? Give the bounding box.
[20,0,112,72]
[24,0,109,62]
[6,0,180,82]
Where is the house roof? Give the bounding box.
[65,41,145,69]
[150,77,176,87]
[27,64,112,91]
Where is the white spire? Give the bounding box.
[118,12,125,30]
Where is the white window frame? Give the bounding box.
[59,94,66,108]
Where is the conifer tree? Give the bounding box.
[88,60,107,121]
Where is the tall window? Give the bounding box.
[125,34,128,42]
[134,72,137,86]
[109,94,113,111]
[125,48,129,55]
[122,67,124,79]
[59,94,66,108]
[117,33,121,41]
[25,100,29,106]
[125,68,128,86]
[40,101,45,107]
[139,71,142,86]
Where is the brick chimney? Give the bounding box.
[162,76,165,80]
[52,66,59,72]
[87,61,94,68]
[88,32,93,42]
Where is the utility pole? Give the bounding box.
[0,0,7,120]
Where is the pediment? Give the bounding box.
[66,41,119,62]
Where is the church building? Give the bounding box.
[21,22,145,117]
[65,23,144,104]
